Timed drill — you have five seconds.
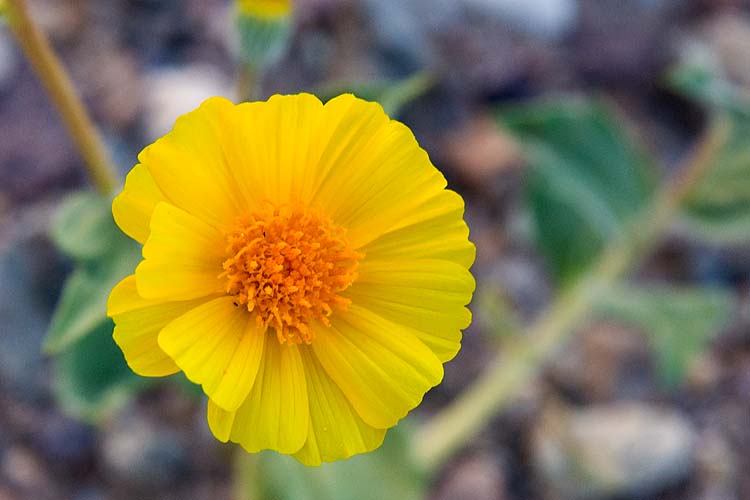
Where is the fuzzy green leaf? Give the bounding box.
[498,99,657,284]
[594,285,734,387]
[44,244,140,354]
[669,65,750,243]
[45,191,141,354]
[53,321,146,422]
[253,425,425,500]
[50,192,122,261]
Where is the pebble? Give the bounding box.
[74,43,144,131]
[0,32,18,94]
[0,71,81,205]
[532,402,696,499]
[485,255,552,322]
[547,322,655,403]
[0,239,59,401]
[462,0,578,41]
[27,0,85,42]
[102,413,189,491]
[702,12,750,86]
[572,0,670,85]
[143,64,232,140]
[71,486,108,500]
[31,415,96,477]
[432,452,508,500]
[693,429,737,500]
[1,446,59,499]
[442,113,522,188]
[361,0,440,71]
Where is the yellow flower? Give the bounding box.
[107,94,475,465]
[236,0,291,19]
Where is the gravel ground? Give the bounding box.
[1,1,750,499]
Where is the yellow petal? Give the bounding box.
[207,340,309,453]
[312,305,443,429]
[346,259,475,362]
[293,346,386,466]
[112,164,167,244]
[232,94,326,206]
[139,97,249,230]
[158,296,265,411]
[107,275,209,377]
[362,189,475,269]
[136,202,226,301]
[310,95,449,248]
[232,94,414,209]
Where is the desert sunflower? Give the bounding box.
[107,93,475,465]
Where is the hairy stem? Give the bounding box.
[413,118,730,472]
[237,64,259,103]
[233,450,261,500]
[6,0,118,195]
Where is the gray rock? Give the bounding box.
[702,12,750,86]
[102,413,189,491]
[0,30,18,93]
[71,485,109,500]
[533,402,696,499]
[0,236,61,401]
[363,0,577,79]
[462,0,578,40]
[361,0,443,71]
[547,322,655,403]
[432,453,508,500]
[143,65,232,141]
[486,254,552,321]
[32,415,96,476]
[1,446,61,500]
[693,429,737,500]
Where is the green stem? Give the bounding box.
[5,0,118,195]
[233,449,260,500]
[413,118,730,472]
[237,64,259,103]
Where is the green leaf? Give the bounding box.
[253,425,426,500]
[669,65,750,244]
[498,99,657,284]
[318,72,435,117]
[50,192,122,261]
[44,245,140,354]
[44,267,110,354]
[45,191,141,354]
[594,285,734,387]
[53,320,146,421]
[45,189,154,421]
[668,64,750,117]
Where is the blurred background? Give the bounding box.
[1,0,750,499]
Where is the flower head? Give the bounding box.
[107,94,475,465]
[236,0,291,19]
[234,0,292,69]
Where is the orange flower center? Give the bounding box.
[221,205,361,344]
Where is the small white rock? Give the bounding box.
[143,64,233,141]
[533,402,696,499]
[463,0,578,41]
